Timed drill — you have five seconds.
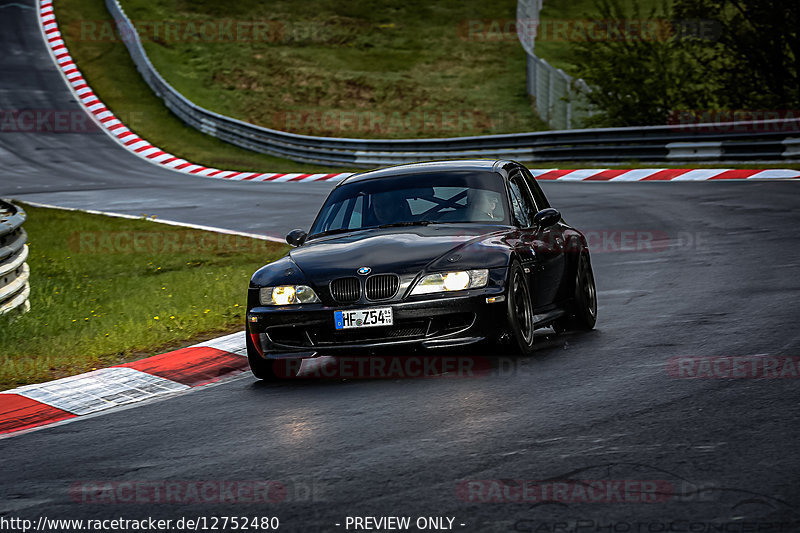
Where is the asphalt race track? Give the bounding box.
[2,1,800,532]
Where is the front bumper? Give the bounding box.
[247,288,508,360]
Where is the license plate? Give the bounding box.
[334,307,393,330]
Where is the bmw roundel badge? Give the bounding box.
[357,266,371,275]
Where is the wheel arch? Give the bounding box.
[559,233,590,301]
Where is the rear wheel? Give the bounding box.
[246,332,302,380]
[555,252,597,332]
[505,261,535,356]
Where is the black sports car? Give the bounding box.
[246,160,597,380]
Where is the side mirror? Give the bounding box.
[533,208,561,228]
[285,229,308,247]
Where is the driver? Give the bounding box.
[371,192,407,225]
[467,189,500,221]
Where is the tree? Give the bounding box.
[673,0,799,111]
[570,0,798,127]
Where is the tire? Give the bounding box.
[505,261,536,356]
[555,252,597,331]
[246,331,301,380]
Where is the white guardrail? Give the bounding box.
[105,0,800,167]
[0,200,30,316]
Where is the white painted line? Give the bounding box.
[19,201,287,243]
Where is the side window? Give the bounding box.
[328,198,350,230]
[318,196,364,231]
[522,169,550,210]
[508,174,537,227]
[319,202,343,232]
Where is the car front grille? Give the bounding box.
[330,277,361,303]
[365,274,399,301]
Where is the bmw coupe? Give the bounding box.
[246,160,597,380]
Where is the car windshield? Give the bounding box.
[308,171,510,238]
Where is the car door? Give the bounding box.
[508,172,564,309]
[506,173,544,307]
[522,170,567,307]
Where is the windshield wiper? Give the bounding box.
[310,221,441,239]
[307,228,357,240]
[376,221,433,229]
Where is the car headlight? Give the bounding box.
[259,285,320,305]
[410,269,489,295]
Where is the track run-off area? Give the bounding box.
[1,1,799,531]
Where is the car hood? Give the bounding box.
[290,224,511,282]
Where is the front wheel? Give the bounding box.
[555,252,597,332]
[505,261,536,356]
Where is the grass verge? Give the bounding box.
[68,0,547,139]
[0,204,288,391]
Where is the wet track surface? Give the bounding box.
[2,1,800,531]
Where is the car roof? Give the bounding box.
[338,159,518,186]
